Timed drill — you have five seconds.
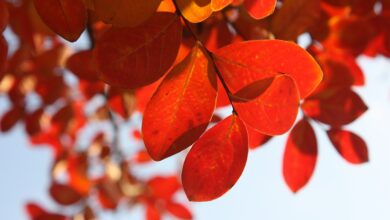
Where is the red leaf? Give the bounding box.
[33,0,86,41]
[214,40,323,99]
[247,126,272,149]
[232,75,300,135]
[145,202,161,220]
[0,105,24,132]
[49,182,83,206]
[327,129,369,164]
[244,0,276,19]
[283,119,317,193]
[182,115,248,201]
[166,201,193,219]
[147,176,181,201]
[0,0,9,32]
[66,50,99,82]
[142,43,217,161]
[302,88,368,127]
[25,203,66,220]
[0,34,7,74]
[95,12,182,89]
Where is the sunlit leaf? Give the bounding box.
[214,40,323,99]
[182,115,248,201]
[176,0,213,23]
[142,43,217,161]
[243,0,276,19]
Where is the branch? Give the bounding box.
[172,0,238,114]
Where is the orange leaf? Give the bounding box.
[92,0,161,27]
[182,115,248,201]
[214,40,323,99]
[95,12,182,89]
[283,119,317,193]
[232,75,300,135]
[32,0,86,41]
[327,129,369,164]
[243,0,276,19]
[142,43,217,161]
[211,0,232,11]
[176,0,213,23]
[302,88,368,127]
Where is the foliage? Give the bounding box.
[1,0,388,219]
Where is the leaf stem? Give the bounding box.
[172,0,238,114]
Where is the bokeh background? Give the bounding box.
[1,31,390,220]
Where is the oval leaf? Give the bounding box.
[232,75,300,135]
[95,12,182,89]
[142,43,217,161]
[182,115,248,201]
[33,0,86,41]
[214,40,323,98]
[283,119,317,193]
[302,88,368,127]
[327,128,369,164]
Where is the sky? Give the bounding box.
[0,32,390,220]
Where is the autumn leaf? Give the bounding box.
[0,35,6,74]
[182,115,248,201]
[95,12,182,89]
[211,0,232,11]
[283,119,317,193]
[327,128,369,164]
[66,50,99,82]
[176,0,213,23]
[0,0,9,32]
[243,0,277,19]
[271,0,321,41]
[232,75,300,135]
[49,182,83,206]
[92,0,161,27]
[214,40,321,134]
[166,201,193,219]
[214,40,323,99]
[33,0,87,41]
[302,88,368,127]
[142,43,217,161]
